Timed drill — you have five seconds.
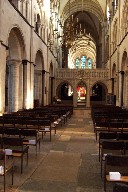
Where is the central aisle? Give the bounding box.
[14,109,104,192]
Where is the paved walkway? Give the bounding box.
[0,109,108,192]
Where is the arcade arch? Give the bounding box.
[121,51,128,107]
[34,50,44,107]
[56,81,73,104]
[90,82,107,105]
[5,27,26,112]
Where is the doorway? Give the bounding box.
[77,81,86,107]
[90,83,106,105]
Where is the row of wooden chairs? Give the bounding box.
[0,118,53,141]
[94,120,128,140]
[100,140,128,177]
[0,105,73,191]
[99,132,128,162]
[91,105,128,191]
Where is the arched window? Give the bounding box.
[88,58,92,69]
[75,56,93,69]
[81,56,86,69]
[76,58,80,69]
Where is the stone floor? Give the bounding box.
[0,109,114,192]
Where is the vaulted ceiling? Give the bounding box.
[59,0,106,68]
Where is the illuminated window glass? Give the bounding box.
[76,58,80,69]
[81,56,86,69]
[88,58,92,69]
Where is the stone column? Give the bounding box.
[8,60,20,112]
[73,81,77,107]
[30,63,34,108]
[22,60,27,109]
[42,70,45,106]
[111,78,114,94]
[124,71,128,107]
[46,72,50,105]
[17,0,21,10]
[34,69,42,107]
[120,71,125,107]
[13,61,20,111]
[37,70,42,105]
[8,63,14,112]
[86,86,90,108]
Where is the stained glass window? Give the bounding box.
[75,56,92,69]
[81,56,86,69]
[76,58,80,69]
[88,58,92,69]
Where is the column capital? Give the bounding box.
[22,59,34,65]
[7,59,21,66]
[119,71,125,75]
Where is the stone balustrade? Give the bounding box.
[56,68,109,80]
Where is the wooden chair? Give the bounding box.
[4,127,20,137]
[122,122,128,132]
[2,137,29,173]
[38,120,52,141]
[117,133,128,141]
[3,119,16,128]
[94,121,109,140]
[104,155,128,192]
[101,141,125,177]
[20,129,40,153]
[109,121,123,132]
[113,183,128,192]
[98,132,117,162]
[0,150,14,192]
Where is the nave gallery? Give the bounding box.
[0,0,128,113]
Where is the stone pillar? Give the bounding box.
[46,72,50,105]
[120,71,125,107]
[73,84,77,108]
[124,71,128,107]
[30,63,34,108]
[8,63,14,112]
[86,86,90,108]
[17,0,21,10]
[38,70,42,105]
[42,70,45,106]
[49,77,51,104]
[101,26,105,67]
[13,62,20,111]
[111,78,114,94]
[0,41,8,113]
[8,60,20,112]
[49,76,54,104]
[22,60,27,109]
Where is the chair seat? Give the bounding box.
[106,175,128,182]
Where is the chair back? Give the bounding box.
[20,129,37,137]
[4,128,20,137]
[117,133,128,141]
[113,183,128,192]
[101,141,125,157]
[99,132,117,140]
[2,137,23,147]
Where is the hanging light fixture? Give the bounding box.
[58,0,92,48]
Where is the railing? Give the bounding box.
[56,68,109,79]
